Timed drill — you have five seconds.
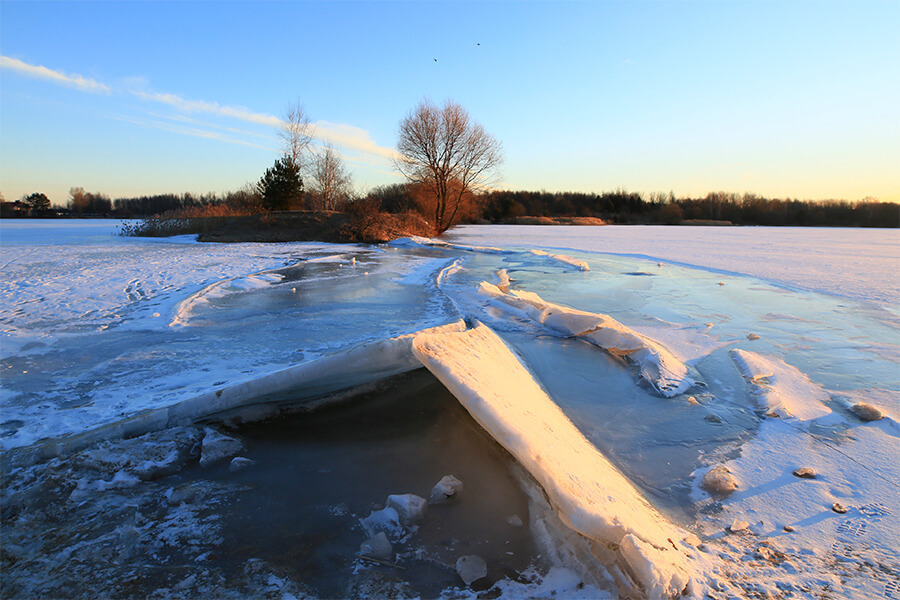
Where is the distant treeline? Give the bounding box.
[3,185,897,228]
[479,189,899,227]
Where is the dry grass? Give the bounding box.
[119,204,263,237]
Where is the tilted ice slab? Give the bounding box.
[412,323,693,599]
[529,249,590,271]
[3,320,466,469]
[730,349,833,422]
[479,282,693,397]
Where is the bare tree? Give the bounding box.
[279,100,313,171]
[395,99,502,234]
[310,143,353,211]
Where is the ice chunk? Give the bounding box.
[851,402,884,421]
[529,249,590,271]
[479,284,693,397]
[700,465,738,497]
[360,506,402,539]
[199,428,243,468]
[359,532,393,561]
[730,349,832,421]
[429,474,464,504]
[495,269,511,293]
[412,323,692,598]
[386,493,427,524]
[456,555,488,585]
[619,535,692,600]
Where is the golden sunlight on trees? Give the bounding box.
[310,143,353,211]
[395,99,502,234]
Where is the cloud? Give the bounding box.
[0,55,111,94]
[310,121,401,162]
[131,90,282,127]
[134,91,400,164]
[2,55,398,165]
[112,114,276,152]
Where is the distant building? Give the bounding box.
[0,201,31,218]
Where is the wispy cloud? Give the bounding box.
[2,55,399,165]
[310,121,401,162]
[112,114,276,152]
[0,55,110,94]
[131,90,282,127]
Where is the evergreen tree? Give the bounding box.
[24,192,51,213]
[257,156,303,211]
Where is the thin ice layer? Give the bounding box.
[730,349,833,422]
[411,323,692,599]
[479,282,693,397]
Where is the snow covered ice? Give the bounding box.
[2,220,898,599]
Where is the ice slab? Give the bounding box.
[730,349,833,422]
[479,281,694,397]
[3,320,465,469]
[412,323,693,599]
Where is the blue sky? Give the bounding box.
[1,1,898,206]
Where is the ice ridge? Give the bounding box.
[412,322,694,599]
[478,281,694,397]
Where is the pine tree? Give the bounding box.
[257,156,303,211]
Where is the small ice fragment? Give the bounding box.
[351,257,357,266]
[152,312,161,318]
[682,534,702,547]
[717,282,725,286]
[229,457,255,472]
[386,494,427,525]
[359,532,393,561]
[687,396,699,405]
[832,503,849,514]
[728,520,750,533]
[705,322,714,328]
[361,506,402,538]
[429,475,464,504]
[701,465,738,497]
[506,514,523,527]
[199,428,243,468]
[792,467,816,479]
[456,555,487,585]
[851,402,883,421]
[747,333,760,341]
[783,525,795,532]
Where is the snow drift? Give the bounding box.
[412,323,693,599]
[479,281,694,397]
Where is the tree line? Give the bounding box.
[4,184,897,229]
[478,189,898,228]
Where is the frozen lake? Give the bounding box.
[1,220,898,599]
